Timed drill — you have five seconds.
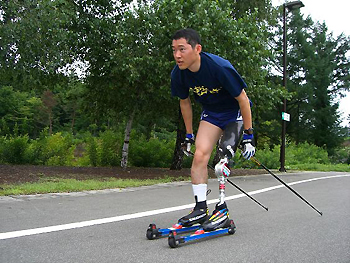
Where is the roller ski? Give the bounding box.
[168,202,236,248]
[146,207,208,240]
[168,155,237,248]
[148,144,268,247]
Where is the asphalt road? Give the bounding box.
[0,171,349,263]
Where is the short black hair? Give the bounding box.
[172,28,201,49]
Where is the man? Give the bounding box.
[171,28,255,231]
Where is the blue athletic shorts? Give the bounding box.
[200,110,242,130]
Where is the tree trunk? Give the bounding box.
[71,110,76,134]
[49,113,53,135]
[170,107,185,170]
[121,109,135,169]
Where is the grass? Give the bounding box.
[0,163,348,196]
[0,176,191,196]
[289,163,350,172]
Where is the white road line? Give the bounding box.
[1,174,349,240]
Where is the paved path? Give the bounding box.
[0,171,349,263]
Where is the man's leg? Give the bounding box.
[177,121,222,227]
[191,120,223,184]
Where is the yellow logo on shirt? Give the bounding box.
[190,86,222,96]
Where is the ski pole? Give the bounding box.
[183,150,268,211]
[249,156,323,216]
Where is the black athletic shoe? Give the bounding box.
[178,208,209,227]
[202,202,231,231]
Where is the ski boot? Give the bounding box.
[202,202,232,231]
[178,207,209,227]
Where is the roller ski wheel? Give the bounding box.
[228,220,236,235]
[146,223,201,240]
[168,231,182,248]
[146,224,159,240]
[168,231,178,248]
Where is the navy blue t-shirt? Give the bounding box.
[171,52,247,113]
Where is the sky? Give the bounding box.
[272,0,350,126]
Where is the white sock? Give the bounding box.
[192,184,207,202]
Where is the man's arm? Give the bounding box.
[235,89,252,130]
[180,98,193,134]
[235,89,255,159]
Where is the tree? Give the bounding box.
[0,0,77,92]
[81,0,284,168]
[0,86,47,137]
[277,11,350,154]
[231,0,273,21]
[41,90,57,135]
[0,0,292,168]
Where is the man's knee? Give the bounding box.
[193,149,211,163]
[191,150,211,175]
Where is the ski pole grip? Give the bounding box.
[250,157,261,166]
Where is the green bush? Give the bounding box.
[84,130,122,167]
[231,142,330,170]
[27,132,75,166]
[285,142,330,165]
[0,127,342,170]
[0,135,30,164]
[0,136,4,162]
[229,144,280,169]
[254,144,282,169]
[99,130,122,166]
[24,139,41,164]
[0,118,10,136]
[129,133,175,167]
[45,133,75,166]
[330,146,350,164]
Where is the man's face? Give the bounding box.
[172,38,201,71]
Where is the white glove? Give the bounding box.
[242,143,255,160]
[241,133,255,160]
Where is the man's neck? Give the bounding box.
[188,53,201,72]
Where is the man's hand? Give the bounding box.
[182,133,195,153]
[241,134,255,160]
